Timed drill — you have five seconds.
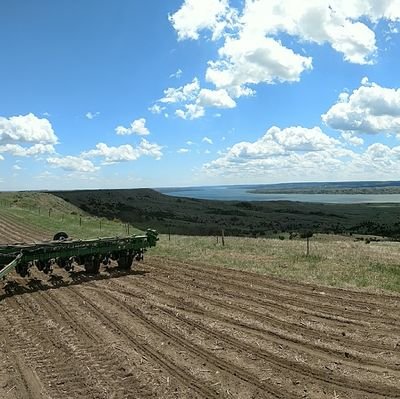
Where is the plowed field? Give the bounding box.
[1,216,399,398]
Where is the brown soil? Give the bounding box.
[0,227,399,398]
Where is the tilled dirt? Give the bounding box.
[1,217,400,398]
[0,250,399,399]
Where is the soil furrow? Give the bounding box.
[87,282,300,399]
[150,256,400,312]
[136,267,400,360]
[1,296,95,398]
[96,278,400,398]
[145,258,400,330]
[66,285,224,399]
[103,276,400,375]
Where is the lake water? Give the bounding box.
[157,186,400,203]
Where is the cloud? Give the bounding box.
[201,123,400,182]
[169,0,234,41]
[148,104,165,114]
[13,164,22,170]
[171,0,400,97]
[322,79,400,134]
[186,140,195,146]
[86,111,100,120]
[0,113,58,145]
[82,139,162,163]
[156,77,237,120]
[202,136,213,144]
[197,89,236,108]
[177,148,190,153]
[175,103,205,120]
[0,155,4,161]
[169,69,183,79]
[341,132,364,146]
[115,118,150,136]
[47,156,98,172]
[159,78,200,104]
[206,36,313,95]
[203,125,351,179]
[0,143,55,157]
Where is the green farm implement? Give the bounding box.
[0,229,158,280]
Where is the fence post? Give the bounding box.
[222,229,225,246]
[80,216,82,227]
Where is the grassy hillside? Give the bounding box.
[51,188,400,238]
[0,192,142,240]
[0,191,85,214]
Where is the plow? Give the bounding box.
[0,229,158,280]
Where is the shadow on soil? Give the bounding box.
[0,267,149,301]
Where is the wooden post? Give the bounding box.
[221,229,225,246]
[306,236,310,256]
[80,216,82,227]
[48,208,51,217]
[168,226,171,241]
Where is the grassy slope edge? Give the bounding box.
[0,192,142,240]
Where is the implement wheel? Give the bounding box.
[53,232,69,241]
[118,252,134,270]
[84,255,100,274]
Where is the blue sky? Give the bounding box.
[1,0,400,190]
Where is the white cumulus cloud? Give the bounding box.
[47,156,98,173]
[197,89,236,108]
[206,36,313,95]
[148,104,165,114]
[171,0,400,98]
[169,0,234,41]
[159,78,200,104]
[202,125,351,181]
[115,118,150,136]
[175,103,205,120]
[0,113,58,145]
[322,79,400,134]
[0,143,55,157]
[82,140,162,164]
[177,148,190,154]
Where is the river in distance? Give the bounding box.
[157,185,400,203]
